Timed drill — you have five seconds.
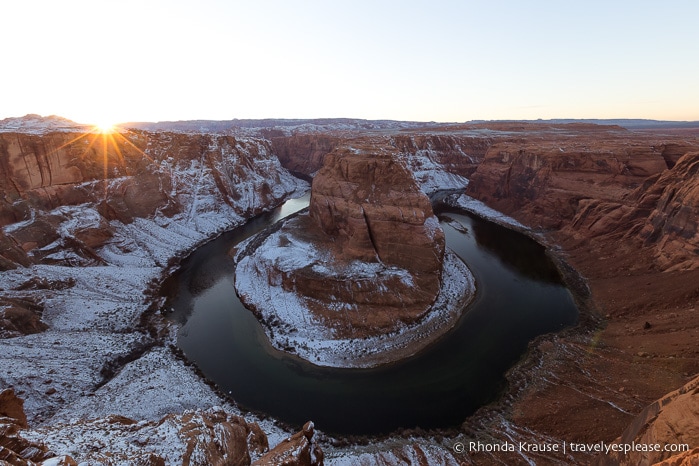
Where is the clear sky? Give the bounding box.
[2,0,698,125]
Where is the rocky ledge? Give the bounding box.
[234,145,475,368]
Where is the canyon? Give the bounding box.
[1,116,698,465]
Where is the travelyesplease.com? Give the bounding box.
[452,440,690,456]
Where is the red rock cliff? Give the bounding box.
[635,151,699,270]
[309,146,445,273]
[0,130,298,270]
[466,139,669,229]
[465,136,699,271]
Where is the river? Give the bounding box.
[164,193,578,436]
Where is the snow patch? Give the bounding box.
[444,193,526,230]
[235,219,475,368]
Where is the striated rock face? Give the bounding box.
[309,147,445,274]
[271,134,345,176]
[635,151,699,270]
[466,136,699,272]
[0,130,300,270]
[598,375,699,466]
[466,139,670,229]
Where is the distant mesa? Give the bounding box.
[234,144,475,368]
[0,114,92,134]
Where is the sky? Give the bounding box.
[2,0,698,125]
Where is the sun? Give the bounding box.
[93,120,118,134]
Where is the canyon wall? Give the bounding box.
[271,134,345,176]
[466,137,699,271]
[0,130,300,270]
[635,151,699,271]
[271,132,489,193]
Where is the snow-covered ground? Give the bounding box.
[444,192,527,230]
[0,134,308,464]
[401,149,472,194]
[234,215,475,368]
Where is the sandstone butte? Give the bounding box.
[1,118,699,465]
[305,145,446,332]
[233,143,475,367]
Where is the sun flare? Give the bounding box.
[93,120,117,134]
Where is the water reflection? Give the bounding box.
[469,216,563,285]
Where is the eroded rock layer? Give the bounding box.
[286,145,443,331]
[0,131,298,267]
[310,146,445,275]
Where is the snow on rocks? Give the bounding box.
[0,132,308,461]
[402,148,471,194]
[324,438,464,466]
[235,216,475,369]
[50,347,225,423]
[444,192,527,230]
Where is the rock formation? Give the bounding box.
[0,130,300,270]
[1,387,323,466]
[253,421,323,466]
[309,145,445,285]
[301,146,445,331]
[597,375,699,466]
[235,144,474,367]
[466,135,699,272]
